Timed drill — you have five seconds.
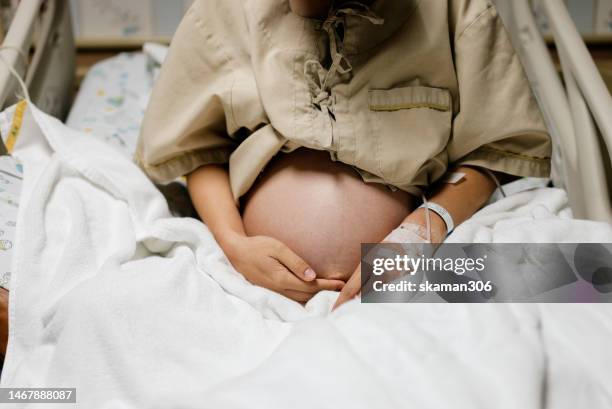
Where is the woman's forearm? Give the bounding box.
[186,165,246,248]
[403,166,502,242]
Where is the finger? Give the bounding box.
[323,271,351,281]
[314,278,345,292]
[332,283,360,311]
[282,281,345,304]
[284,280,347,302]
[332,268,361,310]
[266,258,343,293]
[280,270,342,293]
[273,243,317,281]
[361,270,377,297]
[282,289,315,304]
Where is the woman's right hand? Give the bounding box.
[222,233,345,303]
[187,165,344,303]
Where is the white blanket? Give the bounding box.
[2,104,612,409]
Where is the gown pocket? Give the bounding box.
[368,86,452,185]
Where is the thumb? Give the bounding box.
[332,267,361,310]
[274,243,317,281]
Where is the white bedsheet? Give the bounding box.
[0,45,169,288]
[1,104,612,409]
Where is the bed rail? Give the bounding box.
[0,0,75,154]
[494,0,612,223]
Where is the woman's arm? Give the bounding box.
[187,165,344,302]
[333,166,511,309]
[187,165,247,249]
[402,166,502,242]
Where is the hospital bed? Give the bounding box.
[0,0,611,403]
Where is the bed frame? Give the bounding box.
[494,0,612,223]
[0,0,610,223]
[0,0,74,130]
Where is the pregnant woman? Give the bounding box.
[136,0,551,309]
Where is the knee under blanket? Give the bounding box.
[1,104,612,409]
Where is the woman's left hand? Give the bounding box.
[332,263,362,310]
[332,209,447,311]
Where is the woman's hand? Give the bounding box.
[332,213,447,310]
[332,263,362,310]
[224,233,345,303]
[332,166,503,311]
[188,165,345,303]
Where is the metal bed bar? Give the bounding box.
[0,0,74,151]
[494,0,612,223]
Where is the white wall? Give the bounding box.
[531,0,612,35]
[596,0,612,33]
[69,0,612,40]
[70,0,194,39]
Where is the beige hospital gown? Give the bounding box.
[136,0,552,200]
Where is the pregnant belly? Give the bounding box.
[242,149,414,281]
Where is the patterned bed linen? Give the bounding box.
[65,51,157,157]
